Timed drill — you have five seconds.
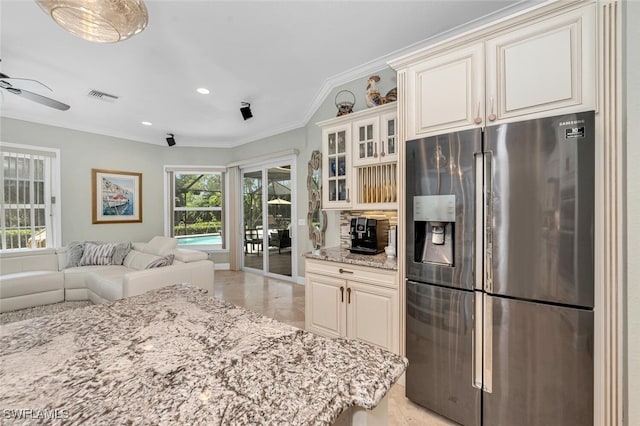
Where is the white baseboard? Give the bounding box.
[214,263,230,270]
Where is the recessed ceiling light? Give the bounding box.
[141,121,152,126]
[197,88,210,95]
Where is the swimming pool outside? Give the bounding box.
[176,234,222,245]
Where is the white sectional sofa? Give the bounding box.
[0,249,65,312]
[0,237,215,313]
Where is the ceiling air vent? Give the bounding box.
[87,90,119,103]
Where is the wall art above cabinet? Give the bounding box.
[318,103,397,210]
[391,2,596,140]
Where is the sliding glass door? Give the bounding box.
[241,160,294,279]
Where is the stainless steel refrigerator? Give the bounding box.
[405,112,595,426]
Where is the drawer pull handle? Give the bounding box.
[347,287,352,304]
[340,286,344,303]
[339,268,353,274]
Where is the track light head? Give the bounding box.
[166,133,176,147]
[240,102,253,120]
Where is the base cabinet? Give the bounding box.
[306,273,345,339]
[346,281,398,351]
[305,259,399,354]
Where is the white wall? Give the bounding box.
[625,1,639,424]
[0,117,233,244]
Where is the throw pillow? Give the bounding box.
[64,241,85,268]
[79,243,117,266]
[142,236,178,256]
[112,241,132,265]
[145,254,175,269]
[124,250,162,270]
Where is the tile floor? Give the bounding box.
[214,270,457,426]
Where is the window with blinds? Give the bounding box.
[1,144,60,250]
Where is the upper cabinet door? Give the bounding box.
[322,124,352,209]
[380,111,398,163]
[352,111,398,166]
[406,42,484,140]
[485,4,596,123]
[352,116,380,167]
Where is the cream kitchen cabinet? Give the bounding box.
[305,258,399,354]
[396,3,596,140]
[321,124,352,209]
[404,42,485,138]
[318,103,398,210]
[352,104,398,166]
[485,4,596,123]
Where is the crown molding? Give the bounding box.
[304,0,543,125]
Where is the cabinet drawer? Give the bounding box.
[306,259,398,289]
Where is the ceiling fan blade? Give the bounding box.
[6,87,70,111]
[0,75,53,92]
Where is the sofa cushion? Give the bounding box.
[173,248,208,263]
[0,249,59,274]
[0,271,64,298]
[63,265,127,289]
[86,270,128,301]
[141,236,178,256]
[80,243,117,266]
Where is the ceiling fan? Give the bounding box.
[0,69,70,111]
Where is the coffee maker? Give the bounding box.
[349,217,389,254]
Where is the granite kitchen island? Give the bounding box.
[0,284,407,425]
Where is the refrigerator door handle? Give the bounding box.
[474,152,484,291]
[472,291,483,389]
[483,294,493,394]
[484,152,493,293]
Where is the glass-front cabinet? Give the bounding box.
[381,111,398,162]
[352,107,397,166]
[318,103,397,210]
[353,117,379,166]
[322,124,351,209]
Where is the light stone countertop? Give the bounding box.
[304,246,398,271]
[0,284,407,425]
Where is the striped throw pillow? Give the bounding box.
[145,254,175,269]
[79,243,117,266]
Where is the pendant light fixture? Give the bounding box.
[35,0,149,43]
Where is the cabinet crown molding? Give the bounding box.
[388,0,594,71]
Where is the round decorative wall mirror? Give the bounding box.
[307,150,327,251]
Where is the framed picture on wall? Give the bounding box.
[92,169,142,224]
